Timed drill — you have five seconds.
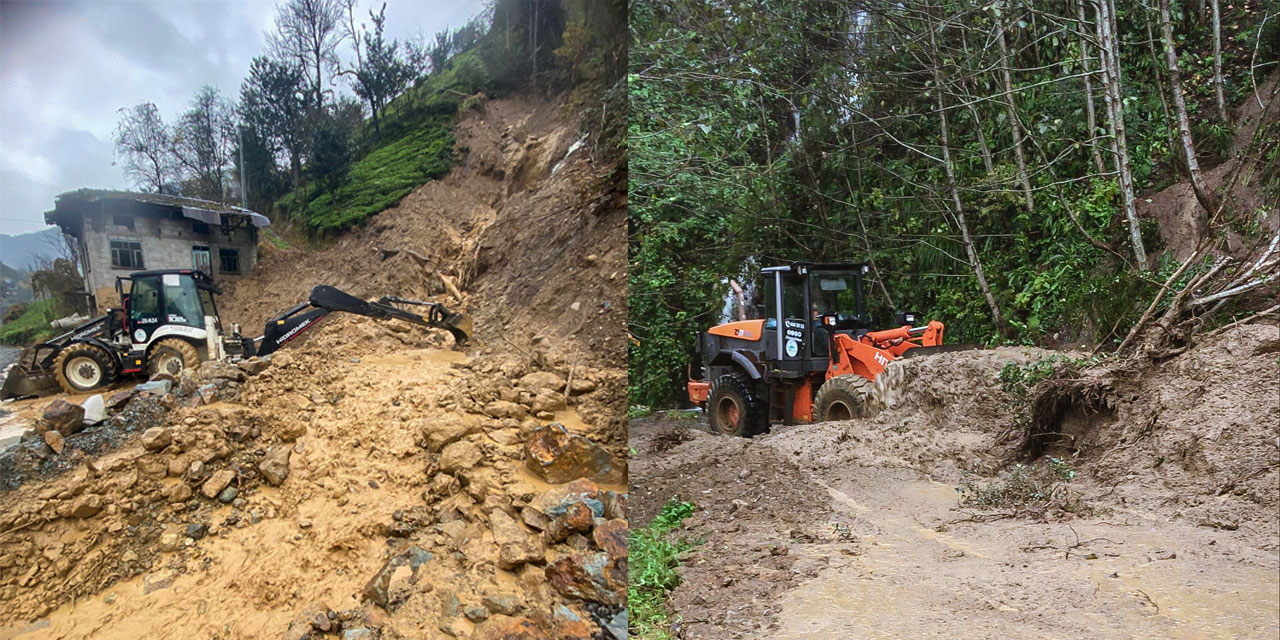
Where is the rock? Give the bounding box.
[482,594,520,616]
[217,486,238,503]
[81,394,105,423]
[164,482,192,503]
[602,610,626,640]
[568,378,596,395]
[237,358,270,376]
[423,417,480,452]
[143,569,178,594]
[483,400,527,420]
[201,469,235,499]
[530,390,566,414]
[185,522,208,540]
[439,620,469,637]
[105,390,135,410]
[141,427,172,452]
[135,380,172,396]
[70,494,103,518]
[518,372,565,393]
[259,446,292,486]
[465,605,491,622]
[279,421,307,441]
[544,552,625,605]
[490,509,544,570]
[601,491,627,521]
[593,519,627,560]
[474,616,552,640]
[550,604,592,640]
[545,501,595,543]
[529,479,603,520]
[196,360,246,383]
[300,599,334,632]
[341,628,374,640]
[299,520,312,529]
[43,430,65,454]
[521,507,551,531]
[42,399,85,435]
[439,440,483,473]
[360,546,433,610]
[524,425,624,485]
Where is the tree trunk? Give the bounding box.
[928,14,1005,332]
[994,8,1035,212]
[1211,0,1228,122]
[1077,0,1106,175]
[1096,0,1149,270]
[1159,0,1218,216]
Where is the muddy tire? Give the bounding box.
[54,343,116,394]
[814,374,876,422]
[148,338,201,378]
[707,374,768,437]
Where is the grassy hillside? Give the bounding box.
[0,298,57,346]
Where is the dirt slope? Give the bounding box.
[0,93,627,639]
[632,323,1279,639]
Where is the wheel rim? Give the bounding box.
[155,352,185,375]
[66,356,102,389]
[826,400,853,422]
[714,396,741,433]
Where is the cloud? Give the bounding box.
[0,0,485,235]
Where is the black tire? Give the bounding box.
[54,343,116,394]
[814,374,876,422]
[148,338,201,378]
[707,373,768,437]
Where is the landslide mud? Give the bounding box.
[0,93,627,640]
[631,325,1280,639]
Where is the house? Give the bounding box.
[44,189,270,312]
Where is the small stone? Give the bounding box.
[201,469,235,499]
[250,509,263,524]
[439,440,483,473]
[217,486,238,503]
[158,530,182,552]
[42,399,85,435]
[165,483,192,503]
[482,594,520,616]
[70,494,103,518]
[43,430,65,454]
[141,427,172,452]
[185,522,207,540]
[491,509,544,570]
[104,593,116,605]
[473,617,551,640]
[298,519,312,529]
[465,605,491,622]
[259,446,291,486]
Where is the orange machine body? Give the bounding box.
[706,319,765,341]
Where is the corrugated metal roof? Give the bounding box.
[45,189,270,228]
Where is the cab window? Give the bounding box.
[163,274,205,327]
[129,277,161,322]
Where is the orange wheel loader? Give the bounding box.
[686,262,949,436]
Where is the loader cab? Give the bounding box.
[762,262,869,369]
[116,270,222,348]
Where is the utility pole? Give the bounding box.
[238,126,248,209]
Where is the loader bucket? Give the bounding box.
[1,366,58,401]
[440,311,474,348]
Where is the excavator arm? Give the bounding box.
[253,285,473,356]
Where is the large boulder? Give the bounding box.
[439,439,482,473]
[517,372,564,393]
[41,399,85,435]
[544,551,625,605]
[141,427,172,452]
[524,424,624,485]
[483,400,527,420]
[196,360,246,383]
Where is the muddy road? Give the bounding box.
[632,327,1280,639]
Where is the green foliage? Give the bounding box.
[998,355,1092,397]
[0,298,57,346]
[628,0,1274,406]
[630,500,700,640]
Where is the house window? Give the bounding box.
[110,240,144,269]
[219,248,240,274]
[113,215,135,230]
[192,222,210,235]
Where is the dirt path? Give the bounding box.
[632,326,1280,639]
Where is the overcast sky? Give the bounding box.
[0,0,486,236]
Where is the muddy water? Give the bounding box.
[771,470,1280,640]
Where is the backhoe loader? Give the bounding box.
[1,269,472,399]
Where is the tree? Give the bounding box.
[1095,0,1148,270]
[173,85,237,201]
[1159,0,1218,216]
[268,0,345,111]
[240,55,308,188]
[993,2,1035,212]
[113,103,176,193]
[309,107,352,198]
[351,3,412,137]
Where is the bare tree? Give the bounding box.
[1211,0,1227,123]
[268,0,346,111]
[1159,0,1218,216]
[113,103,176,193]
[173,85,237,201]
[1076,0,1107,175]
[993,2,1035,212]
[1095,0,1148,270]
